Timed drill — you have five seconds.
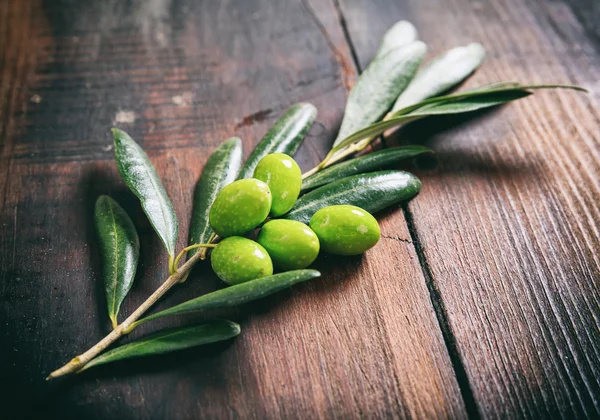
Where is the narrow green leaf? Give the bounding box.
[374,20,418,60]
[333,41,427,147]
[302,146,433,191]
[134,270,320,327]
[285,171,421,224]
[322,21,416,156]
[330,83,586,155]
[391,43,486,112]
[112,128,178,257]
[329,93,524,155]
[80,321,240,371]
[460,81,521,93]
[409,90,531,116]
[392,83,586,116]
[327,81,515,155]
[94,196,140,328]
[238,103,317,178]
[188,138,242,257]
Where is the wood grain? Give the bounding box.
[338,0,600,417]
[0,0,465,418]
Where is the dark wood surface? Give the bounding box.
[338,0,600,417]
[0,0,598,418]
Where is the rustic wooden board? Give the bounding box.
[0,0,466,418]
[338,0,600,417]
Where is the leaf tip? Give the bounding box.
[225,136,242,147]
[110,127,122,138]
[467,42,486,55]
[111,127,132,147]
[407,40,427,57]
[411,174,423,192]
[298,101,317,112]
[96,195,117,210]
[291,102,318,122]
[95,194,107,207]
[231,322,242,336]
[111,127,121,145]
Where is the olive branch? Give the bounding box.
[47,20,584,379]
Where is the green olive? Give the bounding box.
[257,220,320,270]
[211,236,273,285]
[309,205,380,255]
[209,178,272,237]
[253,153,302,216]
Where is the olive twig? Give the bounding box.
[46,250,205,380]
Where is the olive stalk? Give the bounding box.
[180,235,220,284]
[173,244,216,270]
[46,250,205,380]
[200,233,218,260]
[175,242,218,284]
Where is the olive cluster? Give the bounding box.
[208,153,381,285]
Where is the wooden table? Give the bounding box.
[1,0,599,418]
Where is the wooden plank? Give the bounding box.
[0,0,466,418]
[338,0,600,417]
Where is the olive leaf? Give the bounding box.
[393,83,587,116]
[329,84,586,155]
[238,103,317,179]
[374,20,418,60]
[302,146,433,191]
[94,196,140,329]
[188,137,242,257]
[408,89,531,115]
[333,41,427,147]
[391,43,486,112]
[79,321,240,372]
[327,92,526,155]
[285,171,421,224]
[130,270,320,329]
[112,128,178,258]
